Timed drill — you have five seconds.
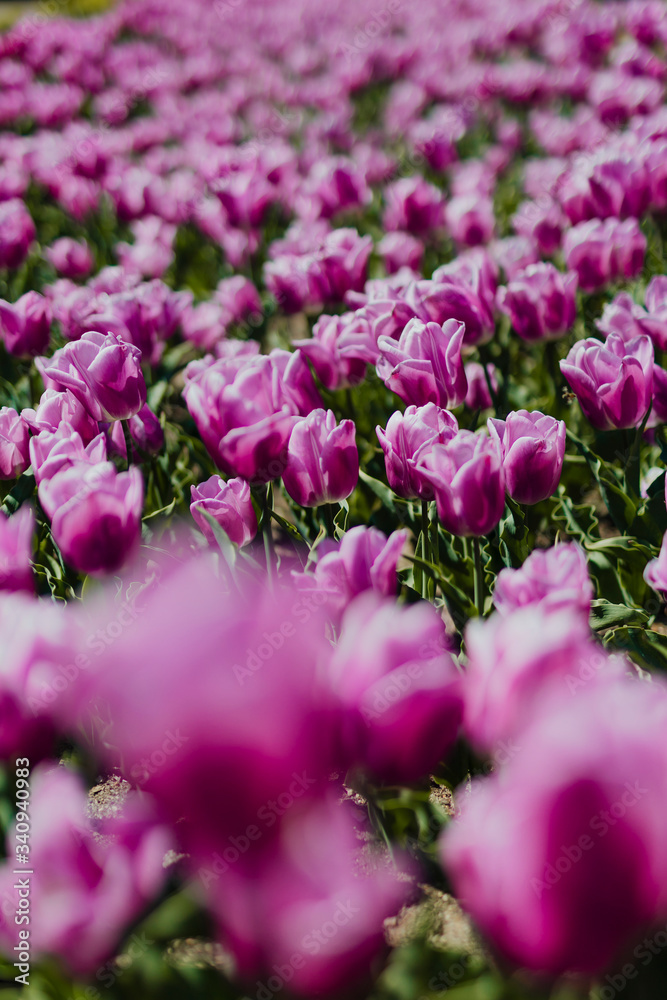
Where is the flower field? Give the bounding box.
[2,0,667,997]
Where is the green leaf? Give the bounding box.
[590,600,650,631]
[358,470,406,518]
[142,498,177,522]
[604,626,667,672]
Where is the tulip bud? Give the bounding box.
[283,409,358,507]
[191,476,258,547]
[376,318,467,409]
[488,410,566,505]
[0,198,35,269]
[0,506,33,594]
[376,403,458,500]
[560,332,653,430]
[0,407,29,480]
[497,264,577,342]
[0,291,51,357]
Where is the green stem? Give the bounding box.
[121,419,133,470]
[322,502,336,537]
[626,406,652,498]
[261,483,275,586]
[473,536,484,617]
[546,341,562,416]
[421,500,430,601]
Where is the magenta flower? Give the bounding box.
[0,291,51,357]
[644,531,667,595]
[376,403,458,500]
[383,176,445,236]
[0,198,35,269]
[494,543,594,619]
[0,765,169,977]
[330,593,462,784]
[442,677,667,975]
[560,332,654,431]
[377,231,424,274]
[376,318,467,409]
[293,313,368,391]
[464,362,498,410]
[497,264,577,342]
[45,237,94,279]
[37,330,147,422]
[418,430,505,537]
[191,475,258,547]
[0,506,33,594]
[0,407,29,480]
[563,218,646,292]
[488,410,566,505]
[22,388,99,445]
[45,463,143,575]
[283,409,358,507]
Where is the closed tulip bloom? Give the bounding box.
[37,330,147,421]
[283,409,358,507]
[376,318,467,409]
[563,218,646,292]
[494,543,594,619]
[0,506,34,594]
[560,332,654,430]
[330,593,462,784]
[0,407,29,480]
[497,264,577,342]
[0,198,35,269]
[190,475,258,547]
[30,424,107,494]
[644,531,667,595]
[376,403,458,500]
[22,388,99,445]
[442,678,667,975]
[46,463,143,575]
[0,291,51,356]
[418,430,505,537]
[488,410,566,505]
[45,237,94,279]
[464,362,498,411]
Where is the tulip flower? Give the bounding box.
[497,264,577,342]
[37,330,147,422]
[0,199,35,269]
[191,475,258,547]
[0,407,30,480]
[0,506,34,594]
[644,531,667,595]
[45,237,94,279]
[418,430,505,536]
[488,410,566,505]
[442,677,667,975]
[46,463,144,575]
[560,332,654,431]
[376,403,458,500]
[330,593,462,783]
[563,218,646,292]
[494,543,594,619]
[376,318,467,409]
[30,424,107,493]
[283,409,358,508]
[464,362,498,410]
[0,291,52,357]
[22,388,99,445]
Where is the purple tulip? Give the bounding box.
[283,409,358,508]
[37,330,147,422]
[214,275,263,325]
[0,291,51,357]
[563,218,646,292]
[560,332,654,431]
[45,462,143,575]
[293,313,368,391]
[330,593,462,784]
[0,198,35,269]
[383,176,445,236]
[494,543,594,619]
[105,404,164,461]
[45,237,94,279]
[0,506,33,594]
[497,264,578,342]
[446,194,495,248]
[0,765,169,977]
[294,525,407,623]
[22,388,100,445]
[31,424,107,495]
[191,475,258,547]
[0,407,29,480]
[488,410,566,505]
[418,430,505,537]
[596,290,667,351]
[183,353,308,485]
[644,531,667,595]
[376,318,467,409]
[442,677,667,975]
[376,403,458,500]
[377,231,424,275]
